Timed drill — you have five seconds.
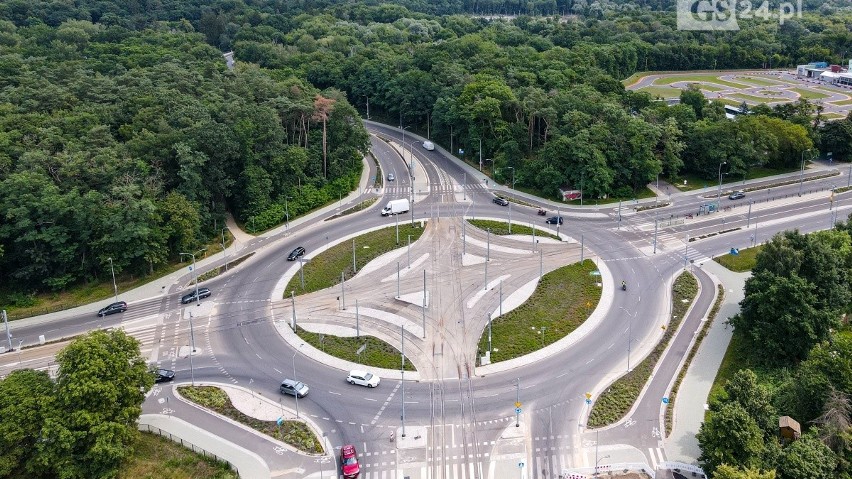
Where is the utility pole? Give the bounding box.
[188,311,196,386]
[340,271,345,310]
[401,324,406,437]
[3,310,11,352]
[422,270,427,338]
[107,257,118,303]
[352,239,357,273]
[291,291,297,330]
[515,378,521,427]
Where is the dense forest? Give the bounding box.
[698,221,852,479]
[0,0,851,298]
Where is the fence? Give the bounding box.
[560,462,656,478]
[139,423,238,474]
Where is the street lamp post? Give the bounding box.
[401,125,411,168]
[478,138,482,171]
[799,149,811,196]
[285,195,292,228]
[292,343,304,418]
[180,248,207,305]
[221,228,229,271]
[107,257,118,303]
[717,161,727,210]
[505,166,515,190]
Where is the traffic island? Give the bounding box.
[294,325,415,371]
[176,385,323,454]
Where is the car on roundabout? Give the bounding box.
[180,287,211,304]
[287,246,306,261]
[340,444,361,478]
[729,190,746,200]
[154,368,175,383]
[346,370,380,388]
[546,216,564,225]
[279,379,309,398]
[492,196,509,206]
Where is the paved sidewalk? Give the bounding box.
[666,260,748,463]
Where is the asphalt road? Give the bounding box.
[3,120,851,479]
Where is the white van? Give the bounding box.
[422,141,435,151]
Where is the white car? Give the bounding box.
[347,370,380,388]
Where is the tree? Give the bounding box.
[312,94,336,178]
[731,270,839,365]
[32,329,153,479]
[680,85,706,119]
[777,431,838,479]
[698,402,766,475]
[0,369,55,477]
[713,464,777,479]
[723,369,777,437]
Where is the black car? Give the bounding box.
[180,287,211,304]
[154,369,175,383]
[287,246,306,261]
[493,196,509,206]
[546,216,564,225]
[97,301,127,317]
[728,191,746,200]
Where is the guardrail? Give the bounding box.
[139,423,237,473]
[560,462,656,478]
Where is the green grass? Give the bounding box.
[714,245,762,272]
[284,223,426,297]
[2,234,232,320]
[830,98,852,106]
[295,326,415,371]
[823,112,847,120]
[336,197,378,218]
[117,432,237,479]
[476,259,601,362]
[731,93,786,104]
[588,272,699,427]
[195,252,255,283]
[465,219,561,240]
[732,76,786,87]
[790,87,829,100]
[635,85,683,99]
[654,74,751,89]
[178,386,322,454]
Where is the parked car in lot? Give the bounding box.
[729,190,746,200]
[97,301,127,317]
[279,379,309,398]
[180,287,211,304]
[546,216,564,225]
[287,246,306,261]
[347,370,380,388]
[154,369,175,383]
[340,444,361,478]
[492,196,509,206]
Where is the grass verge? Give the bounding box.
[284,223,426,297]
[588,272,699,427]
[295,326,415,371]
[118,432,237,479]
[790,87,829,100]
[335,197,378,218]
[195,252,255,283]
[476,259,600,363]
[714,246,762,272]
[178,386,322,454]
[665,284,725,436]
[466,219,561,240]
[731,93,787,104]
[654,74,751,89]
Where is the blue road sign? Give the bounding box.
[459,148,464,155]
[277,416,284,426]
[662,397,669,404]
[515,407,522,414]
[585,398,592,405]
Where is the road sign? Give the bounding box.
[585,392,592,399]
[518,461,525,468]
[277,416,284,426]
[515,407,522,414]
[662,397,669,404]
[515,401,522,408]
[585,398,592,405]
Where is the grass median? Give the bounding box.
[466,219,561,241]
[587,271,698,428]
[284,223,426,297]
[476,259,600,363]
[714,246,762,272]
[178,386,322,454]
[295,325,415,371]
[119,432,237,479]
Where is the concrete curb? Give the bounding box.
[138,413,272,479]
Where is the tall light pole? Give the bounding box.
[221,228,230,271]
[292,343,304,418]
[401,125,411,168]
[285,195,292,228]
[478,138,483,171]
[717,161,727,210]
[505,166,516,190]
[107,257,118,303]
[799,149,811,196]
[188,311,196,386]
[180,248,207,305]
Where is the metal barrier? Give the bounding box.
[139,423,238,473]
[560,462,656,478]
[661,461,707,478]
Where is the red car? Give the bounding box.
[340,444,360,478]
